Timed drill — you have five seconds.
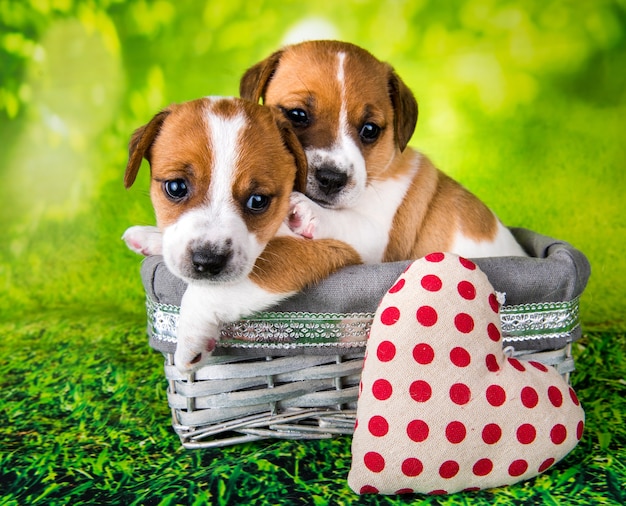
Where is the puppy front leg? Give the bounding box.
[122,226,163,256]
[174,284,221,372]
[287,192,391,263]
[174,278,299,372]
[174,237,361,372]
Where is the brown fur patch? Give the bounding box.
[384,154,497,261]
[251,237,361,293]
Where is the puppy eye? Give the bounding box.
[245,194,270,214]
[163,179,188,201]
[285,108,309,127]
[359,122,381,143]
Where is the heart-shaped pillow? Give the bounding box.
[348,253,584,495]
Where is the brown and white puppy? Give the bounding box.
[123,97,360,372]
[240,40,527,263]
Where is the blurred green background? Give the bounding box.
[1,0,624,330]
[1,1,625,504]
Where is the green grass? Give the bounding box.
[1,317,625,504]
[1,1,625,504]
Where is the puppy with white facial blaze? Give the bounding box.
[240,40,528,262]
[123,97,360,372]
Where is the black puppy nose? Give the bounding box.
[316,167,348,196]
[191,249,231,275]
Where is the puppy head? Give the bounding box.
[124,97,307,284]
[240,40,418,209]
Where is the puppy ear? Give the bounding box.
[124,109,170,189]
[239,50,284,103]
[271,107,308,193]
[388,68,418,152]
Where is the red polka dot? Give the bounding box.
[521,386,539,408]
[445,421,466,443]
[360,485,378,494]
[482,423,502,444]
[489,293,499,313]
[450,347,471,367]
[429,490,448,495]
[472,458,493,476]
[407,419,429,442]
[508,358,526,371]
[450,383,471,405]
[380,306,400,325]
[485,354,500,372]
[454,313,474,333]
[569,387,580,406]
[389,278,405,293]
[401,458,423,477]
[364,452,385,473]
[459,257,476,270]
[529,361,549,372]
[421,274,442,292]
[517,423,537,444]
[538,458,555,473]
[486,385,506,406]
[550,424,567,444]
[395,488,414,495]
[462,487,482,493]
[372,379,393,400]
[413,343,435,365]
[376,341,396,362]
[439,460,460,479]
[487,323,501,342]
[416,306,438,327]
[425,252,445,262]
[577,420,584,440]
[457,280,476,300]
[548,386,563,407]
[368,415,389,437]
[410,380,432,402]
[509,459,528,477]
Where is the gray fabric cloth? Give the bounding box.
[140,228,590,354]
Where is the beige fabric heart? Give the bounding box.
[348,253,584,495]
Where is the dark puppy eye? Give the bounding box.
[285,108,309,127]
[359,122,381,143]
[245,194,270,214]
[163,179,188,201]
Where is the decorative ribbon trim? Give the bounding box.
[146,296,580,350]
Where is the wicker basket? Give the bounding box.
[141,229,590,448]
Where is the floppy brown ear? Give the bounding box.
[239,50,284,103]
[271,107,308,193]
[388,67,418,152]
[124,109,170,189]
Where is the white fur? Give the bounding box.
[174,277,295,371]
[449,221,527,258]
[122,225,162,256]
[290,165,416,264]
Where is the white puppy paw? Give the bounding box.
[174,324,219,373]
[122,226,163,256]
[287,192,318,239]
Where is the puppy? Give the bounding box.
[240,40,527,263]
[123,97,360,372]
